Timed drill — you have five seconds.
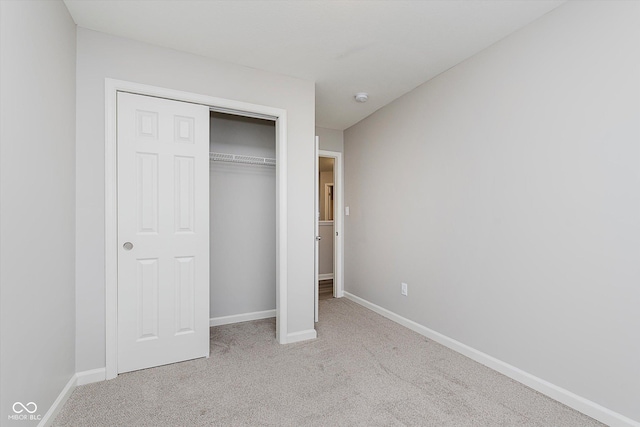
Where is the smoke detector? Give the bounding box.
[354,92,369,103]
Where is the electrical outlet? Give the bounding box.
[401,282,408,296]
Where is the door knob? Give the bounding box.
[123,242,134,250]
[315,236,322,241]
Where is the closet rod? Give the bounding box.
[209,152,276,167]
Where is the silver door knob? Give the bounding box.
[123,242,134,250]
[315,236,322,241]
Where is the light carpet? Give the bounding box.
[54,298,603,426]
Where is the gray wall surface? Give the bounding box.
[316,127,344,152]
[0,0,77,424]
[75,28,315,372]
[210,114,276,318]
[344,1,639,422]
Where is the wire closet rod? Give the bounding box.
[209,152,276,167]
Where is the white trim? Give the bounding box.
[343,292,640,427]
[75,368,106,386]
[210,310,276,327]
[36,368,107,426]
[318,150,344,298]
[284,329,318,344]
[105,78,289,380]
[275,114,288,344]
[104,81,118,380]
[37,375,75,427]
[318,273,334,281]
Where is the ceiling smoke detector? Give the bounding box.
[354,92,369,103]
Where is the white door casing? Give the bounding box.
[116,92,209,373]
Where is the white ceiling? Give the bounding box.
[63,0,565,130]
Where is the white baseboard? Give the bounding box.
[343,292,640,427]
[75,367,106,386]
[210,309,276,327]
[284,329,317,344]
[318,273,333,281]
[38,375,76,427]
[38,367,107,427]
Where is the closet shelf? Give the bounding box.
[209,152,276,167]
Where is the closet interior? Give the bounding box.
[209,111,276,323]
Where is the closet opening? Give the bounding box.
[209,111,277,332]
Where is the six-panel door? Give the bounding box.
[117,92,209,373]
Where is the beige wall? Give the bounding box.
[75,28,316,372]
[319,170,334,221]
[344,1,640,422]
[0,1,77,423]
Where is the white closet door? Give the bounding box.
[117,92,209,373]
[314,136,319,322]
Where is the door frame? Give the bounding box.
[317,149,344,299]
[104,78,289,380]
